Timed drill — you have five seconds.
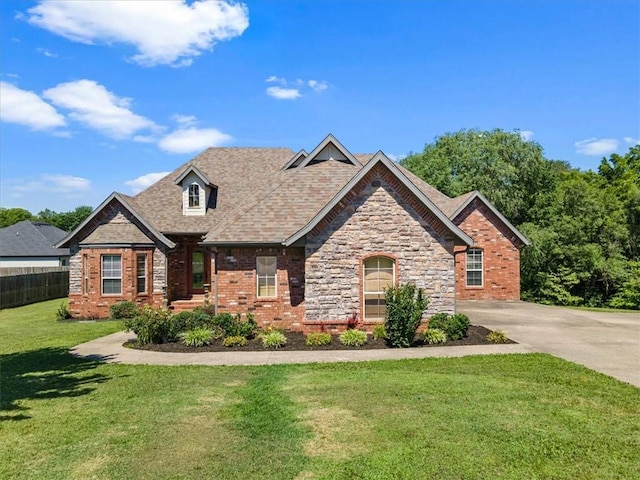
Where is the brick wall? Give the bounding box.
[216,247,305,329]
[453,199,521,300]
[68,246,163,318]
[305,163,456,327]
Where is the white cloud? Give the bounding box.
[158,127,232,154]
[0,81,66,130]
[36,47,58,58]
[173,114,198,127]
[308,80,328,92]
[623,137,639,145]
[519,130,535,141]
[9,174,91,196]
[574,137,618,156]
[43,80,158,139]
[265,76,328,99]
[124,172,170,194]
[25,0,249,67]
[266,86,301,100]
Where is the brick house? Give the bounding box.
[57,134,529,330]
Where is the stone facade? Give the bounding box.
[453,199,522,300]
[215,247,305,329]
[304,164,456,327]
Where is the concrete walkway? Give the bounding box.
[70,331,534,366]
[458,300,640,387]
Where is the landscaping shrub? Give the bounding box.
[305,332,332,347]
[262,331,287,349]
[424,328,447,345]
[179,327,214,347]
[212,312,257,338]
[223,335,248,347]
[193,304,217,317]
[384,283,428,347]
[123,306,171,344]
[372,324,386,341]
[109,301,138,319]
[428,313,470,340]
[167,311,193,341]
[339,329,368,347]
[55,301,71,321]
[486,330,509,344]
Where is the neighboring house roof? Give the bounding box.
[61,134,529,249]
[0,220,70,257]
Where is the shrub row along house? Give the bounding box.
[57,134,529,330]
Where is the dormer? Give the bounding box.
[174,165,217,216]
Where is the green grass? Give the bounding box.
[1,301,639,479]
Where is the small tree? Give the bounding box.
[384,283,428,348]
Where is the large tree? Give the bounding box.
[37,206,93,232]
[400,128,561,226]
[0,208,33,228]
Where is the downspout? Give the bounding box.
[212,247,219,316]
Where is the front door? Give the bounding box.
[188,247,207,294]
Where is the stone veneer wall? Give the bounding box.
[67,200,166,318]
[453,199,522,300]
[304,164,456,326]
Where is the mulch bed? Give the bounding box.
[126,325,515,352]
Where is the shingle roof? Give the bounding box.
[0,220,70,257]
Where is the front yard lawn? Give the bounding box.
[1,300,639,479]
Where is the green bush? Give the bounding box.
[123,306,171,344]
[193,304,217,317]
[305,332,332,347]
[262,331,287,349]
[339,329,368,347]
[372,324,386,341]
[55,301,71,321]
[212,312,257,338]
[223,335,248,347]
[424,328,447,345]
[384,283,428,348]
[109,301,138,319]
[486,330,509,344]
[428,313,470,341]
[179,327,214,347]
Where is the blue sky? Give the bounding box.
[1,0,638,214]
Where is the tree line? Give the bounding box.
[0,206,93,232]
[401,129,639,309]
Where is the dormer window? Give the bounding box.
[188,184,200,208]
[174,164,217,216]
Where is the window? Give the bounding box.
[83,254,89,294]
[102,255,122,295]
[136,254,147,294]
[466,248,483,286]
[256,256,277,297]
[363,256,395,321]
[188,184,200,208]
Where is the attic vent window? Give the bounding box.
[188,184,200,208]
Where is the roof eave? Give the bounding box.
[284,151,473,247]
[450,191,531,247]
[55,192,176,249]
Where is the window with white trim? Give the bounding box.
[256,256,277,297]
[102,255,122,295]
[363,256,395,321]
[466,248,483,286]
[188,184,200,207]
[136,254,147,294]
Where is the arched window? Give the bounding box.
[188,184,200,208]
[363,256,395,321]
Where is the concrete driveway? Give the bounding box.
[458,300,640,387]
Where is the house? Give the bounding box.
[0,220,70,270]
[57,134,529,329]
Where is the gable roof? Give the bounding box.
[283,152,473,246]
[282,149,308,170]
[449,191,531,246]
[0,220,70,257]
[174,164,216,187]
[295,133,362,168]
[56,193,175,249]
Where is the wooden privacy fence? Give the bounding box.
[0,270,69,309]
